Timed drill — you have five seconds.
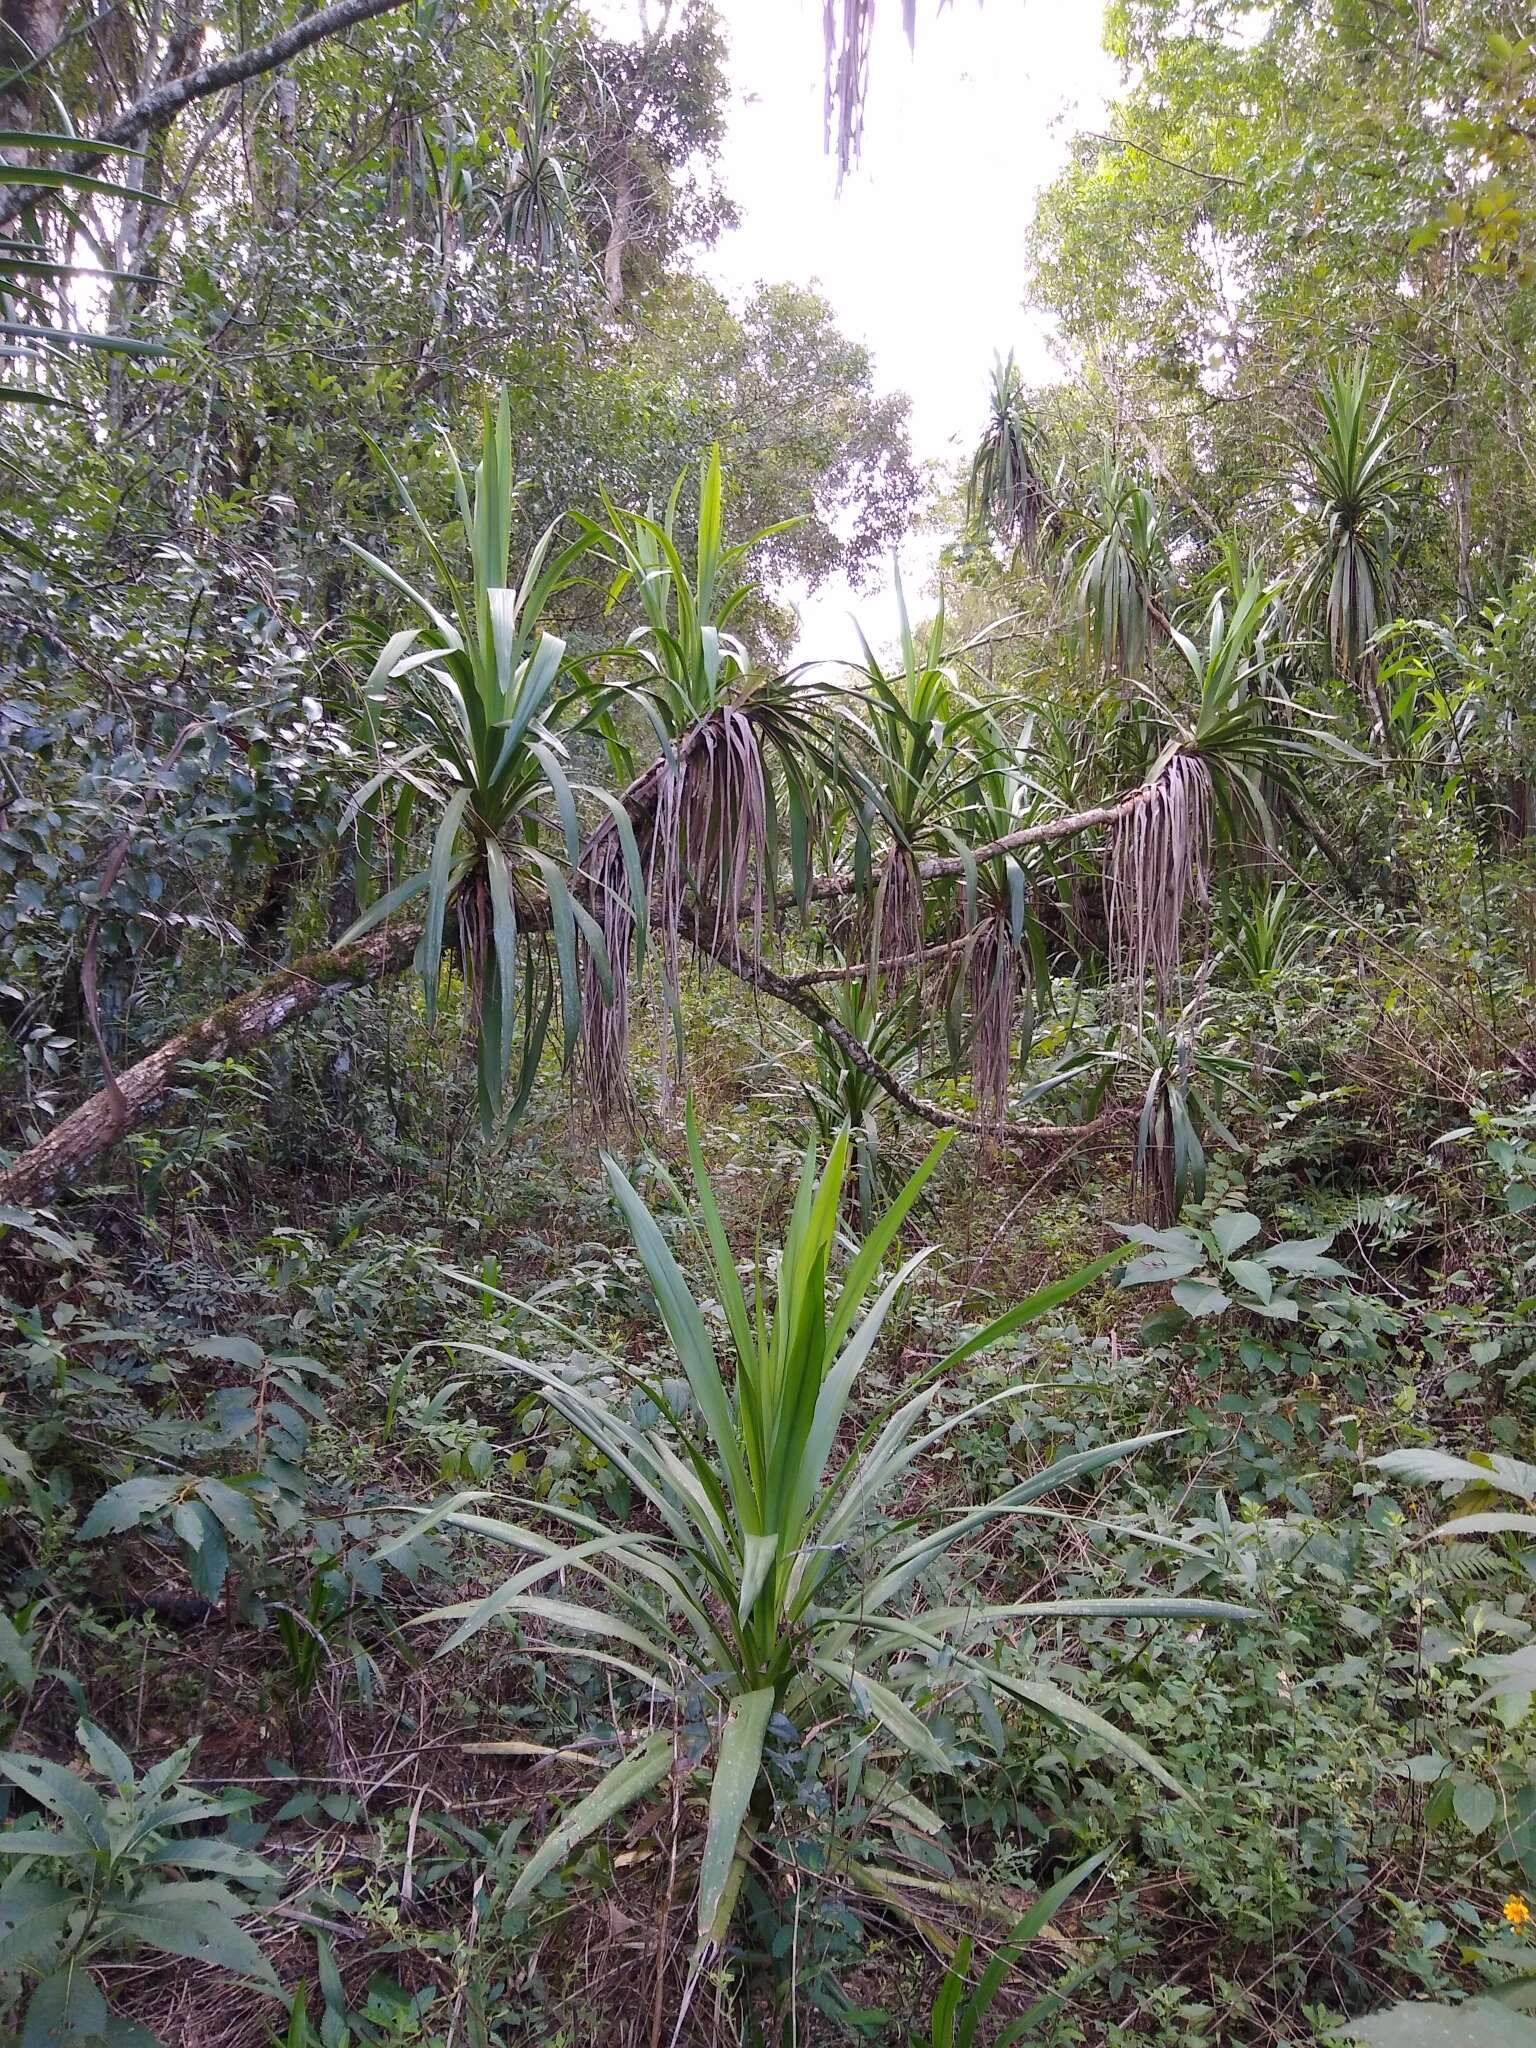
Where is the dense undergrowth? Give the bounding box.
[6,823,1536,2045]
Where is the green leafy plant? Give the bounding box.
[1373,1445,1536,1709]
[1291,360,1420,722]
[1068,457,1169,678]
[575,445,844,1108]
[341,390,607,1134]
[967,350,1049,559]
[1117,1208,1349,1339]
[1220,881,1313,991]
[74,1335,330,1604]
[796,977,926,1228]
[849,571,1003,981]
[0,128,171,406]
[1124,1014,1246,1224]
[388,1116,1249,1988]
[0,1721,279,2043]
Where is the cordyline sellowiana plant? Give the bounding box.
[340,391,630,1136]
[383,1116,1250,1982]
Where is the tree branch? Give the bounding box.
[0,0,410,227]
[680,907,1121,1151]
[806,790,1145,903]
[1082,131,1242,188]
[0,769,1139,1206]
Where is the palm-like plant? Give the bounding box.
[575,448,847,1110]
[1109,574,1335,1008]
[340,392,616,1134]
[798,978,927,1227]
[393,1119,1247,1975]
[1291,361,1420,723]
[944,715,1063,1126]
[851,571,1002,984]
[1127,1013,1246,1224]
[967,352,1049,559]
[503,25,579,263]
[1219,882,1313,991]
[1,126,170,405]
[1069,458,1170,678]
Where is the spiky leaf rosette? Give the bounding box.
[1290,360,1420,721]
[573,450,849,1116]
[339,392,609,1136]
[968,351,1050,559]
[1108,574,1344,1016]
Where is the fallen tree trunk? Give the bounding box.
[0,920,422,1209]
[804,792,1145,906]
[0,780,1148,1207]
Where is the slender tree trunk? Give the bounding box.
[604,150,633,310]
[0,0,60,144]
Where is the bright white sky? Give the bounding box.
[600,0,1117,659]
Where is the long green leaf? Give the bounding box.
[508,1731,674,1908]
[696,1687,773,1943]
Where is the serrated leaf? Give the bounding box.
[78,1477,180,1540]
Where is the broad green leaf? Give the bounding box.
[0,1874,71,1975]
[1453,1778,1498,1835]
[1171,1280,1230,1317]
[1343,2000,1536,2046]
[78,1477,179,1540]
[817,1657,954,1776]
[105,1881,278,1988]
[194,1479,264,1547]
[0,1754,108,1850]
[74,1720,132,1787]
[0,1612,35,1688]
[1208,1211,1262,1257]
[21,1964,108,2047]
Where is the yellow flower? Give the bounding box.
[1504,1895,1531,1928]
